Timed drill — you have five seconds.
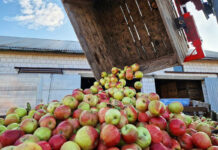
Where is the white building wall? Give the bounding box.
[141,77,156,93]
[0,51,91,74]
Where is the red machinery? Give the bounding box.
[174,0,218,61]
[175,0,205,61]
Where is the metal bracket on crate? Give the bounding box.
[175,16,187,30]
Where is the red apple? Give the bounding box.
[84,88,92,94]
[171,139,181,150]
[98,107,109,123]
[121,143,142,150]
[192,132,212,149]
[6,107,17,115]
[148,93,160,101]
[0,130,24,147]
[35,104,46,110]
[169,119,186,136]
[186,128,197,136]
[67,118,80,132]
[125,105,138,123]
[72,109,83,119]
[138,112,149,122]
[121,124,138,144]
[54,105,71,120]
[149,116,167,130]
[150,143,168,150]
[39,115,56,130]
[178,133,193,149]
[79,110,98,126]
[97,140,107,150]
[53,120,73,139]
[37,141,52,150]
[161,131,172,148]
[100,124,121,147]
[111,67,119,75]
[117,110,128,129]
[34,109,46,121]
[49,135,66,150]
[211,135,218,146]
[146,124,163,143]
[162,109,170,120]
[131,63,140,72]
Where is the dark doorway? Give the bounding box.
[155,79,204,101]
[81,77,96,89]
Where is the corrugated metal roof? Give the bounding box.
[204,50,218,60]
[0,36,83,54]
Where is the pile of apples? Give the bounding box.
[0,63,218,150]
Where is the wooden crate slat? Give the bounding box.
[156,0,188,63]
[62,0,188,79]
[124,0,154,60]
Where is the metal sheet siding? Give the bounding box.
[205,78,218,112]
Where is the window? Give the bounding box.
[15,67,63,74]
[173,66,184,72]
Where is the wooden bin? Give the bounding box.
[62,0,188,79]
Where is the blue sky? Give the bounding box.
[0,0,217,51]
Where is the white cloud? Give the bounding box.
[187,2,218,51]
[2,0,14,3]
[4,0,65,31]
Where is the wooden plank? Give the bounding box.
[63,1,113,79]
[156,0,188,63]
[125,0,154,60]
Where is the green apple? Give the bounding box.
[134,71,143,79]
[78,102,90,110]
[0,118,4,125]
[124,88,136,98]
[105,109,121,125]
[125,105,138,123]
[136,127,151,148]
[122,97,132,105]
[100,78,106,86]
[60,141,81,150]
[33,127,51,141]
[75,126,98,150]
[47,102,60,114]
[83,94,99,107]
[119,79,126,87]
[15,108,27,118]
[184,115,192,126]
[134,81,143,90]
[148,100,166,116]
[21,115,32,122]
[168,102,184,114]
[62,95,79,109]
[101,72,107,78]
[0,125,7,135]
[7,123,19,130]
[96,102,107,110]
[136,97,148,112]
[20,118,38,133]
[1,146,16,150]
[113,91,124,101]
[90,86,98,94]
[28,110,36,117]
